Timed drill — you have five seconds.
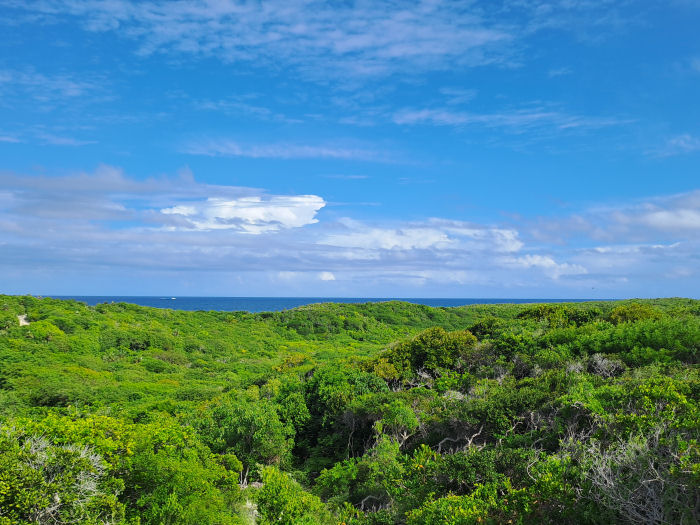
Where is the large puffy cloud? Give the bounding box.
[161,195,325,233]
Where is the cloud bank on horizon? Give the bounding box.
[0,1,698,297]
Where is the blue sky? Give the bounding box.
[0,0,698,298]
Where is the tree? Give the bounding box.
[256,466,332,525]
[195,397,293,483]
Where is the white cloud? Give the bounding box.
[0,135,20,143]
[526,189,700,245]
[321,226,452,251]
[607,191,700,235]
[319,271,335,281]
[635,209,700,231]
[592,243,680,255]
[569,242,695,288]
[320,219,523,255]
[161,195,326,233]
[500,254,587,279]
[438,222,524,252]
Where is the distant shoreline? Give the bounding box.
[24,295,614,313]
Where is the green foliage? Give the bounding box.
[0,426,126,525]
[315,435,405,512]
[0,295,698,523]
[122,418,241,524]
[608,302,663,324]
[195,396,293,479]
[0,312,17,332]
[2,413,242,525]
[256,466,332,524]
[373,400,419,444]
[382,327,477,377]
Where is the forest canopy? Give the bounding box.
[0,296,698,524]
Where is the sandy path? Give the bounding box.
[18,314,29,326]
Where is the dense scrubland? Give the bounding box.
[0,295,698,524]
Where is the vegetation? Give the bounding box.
[0,295,698,524]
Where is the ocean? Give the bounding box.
[48,296,597,313]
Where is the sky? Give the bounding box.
[0,0,698,298]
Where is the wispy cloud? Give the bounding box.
[322,174,370,180]
[10,1,513,82]
[548,67,572,77]
[183,139,391,162]
[651,134,700,157]
[195,97,299,123]
[509,0,640,42]
[36,132,96,146]
[0,128,96,147]
[393,106,629,132]
[0,68,101,104]
[439,87,478,105]
[9,0,638,84]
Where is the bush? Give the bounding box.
[256,466,332,525]
[0,426,126,525]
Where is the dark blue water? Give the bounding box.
[50,296,597,313]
